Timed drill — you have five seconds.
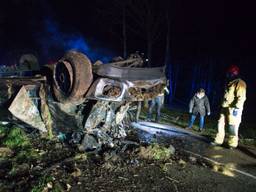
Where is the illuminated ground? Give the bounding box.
[0,122,256,191]
[133,121,256,179]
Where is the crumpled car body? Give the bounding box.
[0,51,167,151]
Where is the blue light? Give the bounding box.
[38,19,114,63]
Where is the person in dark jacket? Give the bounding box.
[186,88,211,131]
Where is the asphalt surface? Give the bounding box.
[132,121,256,180]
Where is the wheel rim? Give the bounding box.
[54,61,74,95]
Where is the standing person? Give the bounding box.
[186,88,211,132]
[214,65,246,148]
[147,86,169,122]
[135,101,142,122]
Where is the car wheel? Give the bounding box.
[53,51,93,104]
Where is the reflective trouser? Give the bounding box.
[147,95,164,122]
[214,107,243,148]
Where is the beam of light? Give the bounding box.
[131,121,210,143]
[131,122,184,136]
[131,122,185,143]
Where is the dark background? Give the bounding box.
[0,0,255,123]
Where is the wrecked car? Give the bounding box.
[0,51,166,151]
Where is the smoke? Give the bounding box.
[37,19,114,63]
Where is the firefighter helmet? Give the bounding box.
[227,65,240,76]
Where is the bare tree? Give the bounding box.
[124,0,164,66]
[164,1,179,103]
[122,3,127,59]
[94,0,129,58]
[95,0,164,66]
[164,7,173,102]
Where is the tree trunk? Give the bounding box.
[190,63,198,97]
[122,5,127,59]
[147,38,152,67]
[206,57,213,95]
[173,63,180,98]
[164,12,172,103]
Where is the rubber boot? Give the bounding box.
[214,132,225,145]
[228,135,238,149]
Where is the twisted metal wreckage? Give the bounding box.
[0,51,166,151]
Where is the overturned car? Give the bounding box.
[0,51,166,151]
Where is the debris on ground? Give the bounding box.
[0,147,14,158]
[138,144,175,161]
[0,124,256,192]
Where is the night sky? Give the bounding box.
[0,0,255,122]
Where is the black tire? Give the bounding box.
[53,51,93,104]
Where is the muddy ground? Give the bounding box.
[0,128,256,192]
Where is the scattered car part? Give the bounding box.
[8,86,47,132]
[19,54,40,71]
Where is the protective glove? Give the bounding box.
[207,112,211,116]
[164,87,170,95]
[233,109,238,116]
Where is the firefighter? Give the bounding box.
[214,65,246,148]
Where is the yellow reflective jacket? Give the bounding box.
[222,78,246,109]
